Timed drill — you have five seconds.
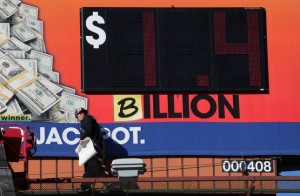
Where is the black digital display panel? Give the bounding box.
[80,8,268,93]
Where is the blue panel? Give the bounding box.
[12,122,300,157]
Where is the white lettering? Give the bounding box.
[46,127,63,144]
[37,127,45,144]
[37,126,143,145]
[130,127,141,144]
[111,127,130,145]
[62,127,80,145]
[85,12,106,48]
[38,127,80,145]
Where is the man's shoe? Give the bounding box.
[78,187,91,193]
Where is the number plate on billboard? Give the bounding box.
[222,160,274,173]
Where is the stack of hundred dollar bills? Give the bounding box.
[0,0,87,123]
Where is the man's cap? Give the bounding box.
[75,107,88,116]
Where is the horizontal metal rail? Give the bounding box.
[16,176,300,195]
[71,176,300,182]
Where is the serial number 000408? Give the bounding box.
[222,160,273,173]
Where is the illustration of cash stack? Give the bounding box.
[0,0,88,123]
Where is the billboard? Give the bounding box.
[0,0,300,157]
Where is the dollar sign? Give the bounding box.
[85,12,106,49]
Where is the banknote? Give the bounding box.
[50,105,67,123]
[9,36,32,52]
[17,77,61,116]
[19,3,38,19]
[31,110,52,122]
[3,49,26,59]
[23,16,43,34]
[59,91,88,113]
[15,96,29,114]
[3,98,22,114]
[38,67,59,83]
[10,0,20,6]
[0,48,4,57]
[11,21,37,42]
[28,33,46,53]
[10,12,22,24]
[0,0,19,21]
[64,109,77,123]
[0,98,7,113]
[1,38,21,50]
[16,58,38,75]
[59,84,76,95]
[0,53,25,82]
[38,75,62,95]
[29,50,53,70]
[0,23,10,45]
[0,82,13,104]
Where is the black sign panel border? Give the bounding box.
[80,7,268,94]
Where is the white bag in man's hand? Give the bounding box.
[75,137,97,166]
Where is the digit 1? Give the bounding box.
[143,11,156,86]
[214,11,261,86]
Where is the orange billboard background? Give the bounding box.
[22,0,300,123]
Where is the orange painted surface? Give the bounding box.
[20,0,300,123]
[10,156,275,192]
[24,157,276,179]
[183,157,198,177]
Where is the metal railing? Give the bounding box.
[15,176,300,195]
